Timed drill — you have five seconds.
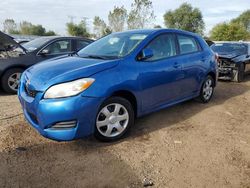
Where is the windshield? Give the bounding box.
[211,43,248,55]
[78,33,148,59]
[22,37,52,52]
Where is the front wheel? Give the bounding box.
[198,75,215,103]
[1,68,24,94]
[94,97,134,142]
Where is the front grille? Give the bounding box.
[218,59,235,67]
[25,86,38,98]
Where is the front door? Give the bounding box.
[36,39,73,61]
[137,33,184,112]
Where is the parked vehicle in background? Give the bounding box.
[211,42,250,82]
[16,39,31,45]
[0,31,94,93]
[18,29,218,142]
[205,39,214,46]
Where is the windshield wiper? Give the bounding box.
[68,52,79,57]
[82,55,109,60]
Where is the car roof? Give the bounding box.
[114,29,201,37]
[36,36,93,41]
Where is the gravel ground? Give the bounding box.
[0,77,250,188]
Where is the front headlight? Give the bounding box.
[44,78,95,99]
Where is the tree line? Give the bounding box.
[2,0,250,41]
[3,19,56,36]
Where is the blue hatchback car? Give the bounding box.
[18,29,218,142]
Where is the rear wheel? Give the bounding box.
[1,68,24,94]
[198,75,215,103]
[94,97,134,142]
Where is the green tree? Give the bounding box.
[19,21,33,35]
[163,3,205,35]
[210,22,249,41]
[93,16,109,38]
[108,6,127,32]
[154,25,162,28]
[44,30,56,36]
[30,25,46,36]
[3,19,19,34]
[127,0,155,29]
[66,19,90,37]
[231,10,250,32]
[19,21,55,36]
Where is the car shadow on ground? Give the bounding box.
[0,141,141,187]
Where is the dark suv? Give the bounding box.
[0,31,93,93]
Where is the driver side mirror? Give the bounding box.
[138,48,154,61]
[39,49,49,56]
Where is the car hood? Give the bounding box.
[0,31,26,52]
[25,56,119,91]
[217,53,241,59]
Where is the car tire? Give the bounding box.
[1,68,24,94]
[236,63,245,83]
[94,97,134,142]
[198,75,215,103]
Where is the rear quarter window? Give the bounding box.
[76,40,91,51]
[177,35,200,55]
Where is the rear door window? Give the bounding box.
[177,35,200,55]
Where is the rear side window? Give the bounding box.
[76,40,90,51]
[145,34,177,61]
[177,35,199,54]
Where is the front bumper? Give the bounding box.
[218,66,239,81]
[18,82,102,141]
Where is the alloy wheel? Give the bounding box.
[202,78,213,100]
[8,72,21,91]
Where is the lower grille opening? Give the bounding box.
[28,112,39,125]
[50,121,77,130]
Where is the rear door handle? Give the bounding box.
[201,56,206,62]
[173,62,181,69]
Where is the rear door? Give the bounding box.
[176,34,204,97]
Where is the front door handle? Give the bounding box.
[173,62,181,69]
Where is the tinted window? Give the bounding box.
[76,40,90,51]
[211,43,248,55]
[178,35,199,54]
[144,34,177,61]
[44,40,71,54]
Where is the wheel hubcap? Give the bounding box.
[96,103,129,137]
[203,79,213,100]
[8,73,21,91]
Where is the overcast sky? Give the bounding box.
[0,0,249,35]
